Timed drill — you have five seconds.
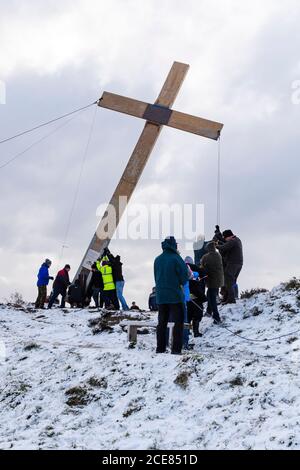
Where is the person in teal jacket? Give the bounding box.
[154,236,189,355]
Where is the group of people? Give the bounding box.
[87,248,129,310]
[35,248,131,311]
[35,227,243,357]
[35,260,71,309]
[154,228,243,355]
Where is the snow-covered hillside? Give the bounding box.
[1,280,300,450]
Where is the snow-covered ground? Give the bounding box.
[1,281,300,450]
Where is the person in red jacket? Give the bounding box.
[48,265,71,309]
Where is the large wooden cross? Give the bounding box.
[75,61,223,284]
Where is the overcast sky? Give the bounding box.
[0,0,300,307]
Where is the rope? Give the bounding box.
[0,113,83,170]
[190,299,300,344]
[216,134,221,226]
[221,323,300,343]
[59,105,98,263]
[0,101,97,145]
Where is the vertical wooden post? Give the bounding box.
[75,63,189,286]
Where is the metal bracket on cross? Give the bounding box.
[143,104,172,126]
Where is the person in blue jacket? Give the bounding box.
[182,276,192,350]
[35,259,53,309]
[148,287,158,311]
[154,236,189,355]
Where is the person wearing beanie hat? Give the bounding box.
[184,256,193,265]
[35,259,54,309]
[154,236,189,355]
[201,242,224,324]
[162,236,178,250]
[217,230,243,304]
[222,230,234,239]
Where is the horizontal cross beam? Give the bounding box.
[98,91,223,140]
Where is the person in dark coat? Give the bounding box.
[105,249,129,311]
[130,302,141,311]
[217,230,243,305]
[154,236,189,355]
[148,287,158,311]
[201,242,224,324]
[35,259,54,309]
[68,279,84,308]
[211,225,227,299]
[88,263,104,308]
[48,265,71,309]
